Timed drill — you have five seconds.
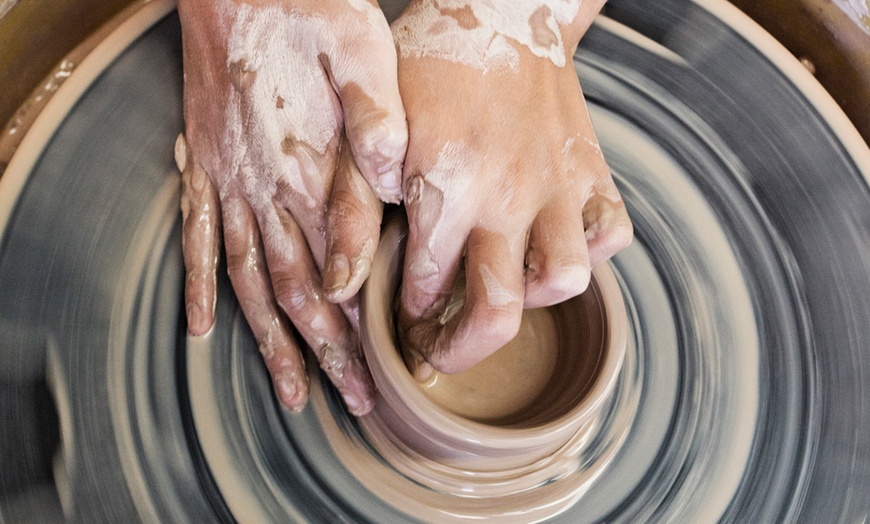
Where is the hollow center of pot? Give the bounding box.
[410,275,608,427]
[419,306,559,421]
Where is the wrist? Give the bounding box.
[394,0,601,72]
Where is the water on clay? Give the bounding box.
[420,306,563,422]
[2,0,870,522]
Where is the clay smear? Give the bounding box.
[393,0,582,72]
[405,142,473,300]
[478,263,519,306]
[214,0,394,225]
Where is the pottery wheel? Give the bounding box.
[2,0,870,522]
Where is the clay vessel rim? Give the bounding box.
[361,217,628,443]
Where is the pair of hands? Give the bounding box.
[176,0,632,416]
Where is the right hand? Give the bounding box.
[390,0,632,378]
[176,0,407,415]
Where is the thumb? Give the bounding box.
[322,13,407,204]
[323,134,384,303]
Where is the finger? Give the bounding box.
[271,136,335,272]
[177,133,220,336]
[524,192,592,309]
[321,12,408,203]
[324,135,384,303]
[256,202,377,416]
[339,295,361,334]
[584,186,633,267]
[399,170,472,322]
[404,228,525,378]
[561,127,633,268]
[398,174,469,381]
[221,193,309,411]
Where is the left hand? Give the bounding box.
[176,0,407,415]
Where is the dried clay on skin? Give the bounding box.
[478,263,520,307]
[405,142,474,286]
[393,0,582,72]
[214,0,394,216]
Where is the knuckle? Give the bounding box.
[538,263,592,302]
[595,220,634,257]
[272,274,312,317]
[430,354,465,375]
[469,302,523,349]
[317,342,355,381]
[355,124,386,153]
[427,303,523,375]
[224,257,246,280]
[357,130,407,178]
[612,221,635,250]
[185,268,214,288]
[328,190,376,226]
[225,244,260,279]
[225,255,244,278]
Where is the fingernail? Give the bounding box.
[343,392,373,417]
[375,164,403,204]
[174,133,188,173]
[324,254,351,296]
[406,349,434,382]
[350,256,371,284]
[414,361,434,382]
[378,166,401,190]
[187,303,204,335]
[276,376,305,412]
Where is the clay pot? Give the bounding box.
[358,213,627,497]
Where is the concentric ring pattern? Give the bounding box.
[1,0,869,522]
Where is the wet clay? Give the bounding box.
[401,242,606,423]
[420,307,560,420]
[392,0,582,72]
[420,288,607,427]
[355,214,627,506]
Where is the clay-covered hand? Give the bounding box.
[176,0,407,415]
[392,0,632,379]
